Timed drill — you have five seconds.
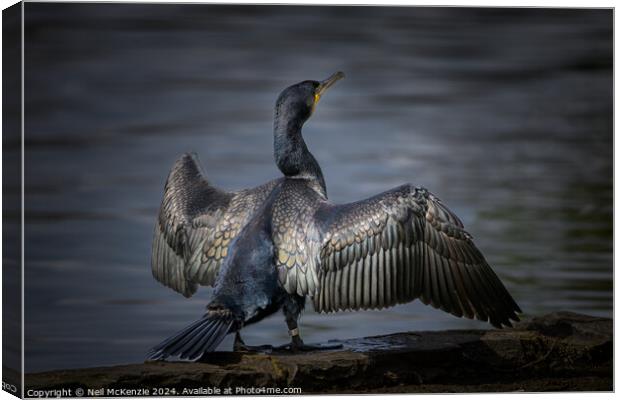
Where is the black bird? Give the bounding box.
[148,72,521,360]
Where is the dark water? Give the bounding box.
[19,4,612,373]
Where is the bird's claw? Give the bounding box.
[233,343,274,353]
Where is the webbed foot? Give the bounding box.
[233,332,274,353]
[234,343,274,352]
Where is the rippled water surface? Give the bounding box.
[18,4,612,372]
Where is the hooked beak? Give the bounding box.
[314,71,345,104]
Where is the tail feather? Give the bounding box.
[150,317,206,351]
[167,319,216,356]
[177,321,220,358]
[186,320,231,360]
[147,315,233,361]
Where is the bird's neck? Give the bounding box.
[274,117,327,197]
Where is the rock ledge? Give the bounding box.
[25,312,612,394]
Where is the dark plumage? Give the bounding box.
[148,72,521,361]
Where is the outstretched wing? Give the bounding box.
[310,184,521,328]
[151,153,278,297]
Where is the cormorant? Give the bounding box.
[148,72,521,360]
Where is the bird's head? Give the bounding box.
[274,71,345,129]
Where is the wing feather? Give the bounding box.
[309,184,521,328]
[377,248,385,309]
[151,153,278,297]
